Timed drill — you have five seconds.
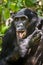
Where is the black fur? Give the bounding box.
[0,8,43,65]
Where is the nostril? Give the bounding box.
[17,25,20,27]
[17,25,23,28]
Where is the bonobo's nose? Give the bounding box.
[16,23,25,31]
[17,23,23,27]
[19,23,23,26]
[16,26,25,31]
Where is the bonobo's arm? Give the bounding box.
[25,30,43,65]
[1,25,16,59]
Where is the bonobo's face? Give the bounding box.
[14,15,29,39]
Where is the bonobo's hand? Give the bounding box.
[29,29,42,47]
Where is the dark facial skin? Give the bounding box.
[14,15,29,39]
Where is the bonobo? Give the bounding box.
[13,8,39,57]
[0,8,43,65]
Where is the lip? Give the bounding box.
[16,30,27,39]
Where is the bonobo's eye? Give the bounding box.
[14,17,19,21]
[21,17,26,21]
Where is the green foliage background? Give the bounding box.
[0,0,43,51]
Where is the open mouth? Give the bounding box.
[16,30,27,39]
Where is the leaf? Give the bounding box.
[4,0,7,3]
[25,0,36,7]
[3,8,10,20]
[8,2,20,12]
[0,37,2,44]
[1,26,9,34]
[0,5,2,13]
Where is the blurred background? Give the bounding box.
[0,0,43,51]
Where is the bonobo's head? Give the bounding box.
[13,8,38,39]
